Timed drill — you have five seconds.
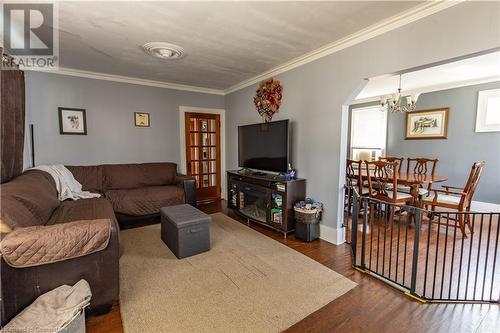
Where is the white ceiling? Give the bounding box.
[49,1,421,90]
[356,50,500,101]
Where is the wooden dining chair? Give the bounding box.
[423,161,485,237]
[345,159,369,214]
[406,158,439,178]
[346,159,368,196]
[379,156,404,174]
[404,158,439,194]
[365,161,413,224]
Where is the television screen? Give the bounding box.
[238,120,290,173]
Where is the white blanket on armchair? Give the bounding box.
[32,164,101,201]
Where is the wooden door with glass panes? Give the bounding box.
[185,113,221,202]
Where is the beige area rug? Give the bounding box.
[119,213,356,333]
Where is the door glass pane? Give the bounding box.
[210,174,216,186]
[190,133,201,146]
[190,147,199,161]
[200,120,208,132]
[210,161,216,173]
[201,133,209,146]
[201,174,209,187]
[202,147,209,160]
[209,119,216,132]
[201,161,209,174]
[209,133,216,145]
[189,118,196,131]
[210,147,216,160]
[190,161,200,174]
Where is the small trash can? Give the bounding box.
[2,279,92,333]
[294,199,322,242]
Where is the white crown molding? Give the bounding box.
[223,0,463,95]
[351,76,500,105]
[25,67,225,96]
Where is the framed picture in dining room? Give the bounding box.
[134,112,150,127]
[58,107,87,135]
[405,108,449,140]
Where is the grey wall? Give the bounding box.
[225,2,500,235]
[387,81,500,204]
[25,71,224,166]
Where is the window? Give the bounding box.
[476,88,500,132]
[350,105,387,161]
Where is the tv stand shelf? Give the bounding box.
[226,170,306,238]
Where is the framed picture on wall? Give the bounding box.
[405,108,449,140]
[134,112,150,127]
[58,107,87,135]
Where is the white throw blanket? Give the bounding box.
[1,279,92,332]
[32,164,101,201]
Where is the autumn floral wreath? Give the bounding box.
[253,78,283,122]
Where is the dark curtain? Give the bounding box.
[0,54,25,183]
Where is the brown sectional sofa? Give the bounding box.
[67,162,196,217]
[0,162,195,325]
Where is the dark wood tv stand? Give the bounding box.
[226,170,306,238]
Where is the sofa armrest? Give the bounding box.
[1,218,120,325]
[0,219,112,268]
[175,174,197,206]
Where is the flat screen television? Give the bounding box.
[238,119,290,173]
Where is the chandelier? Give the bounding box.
[380,74,419,113]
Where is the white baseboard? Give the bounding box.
[319,224,345,245]
[471,200,500,212]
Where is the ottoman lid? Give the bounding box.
[161,204,210,228]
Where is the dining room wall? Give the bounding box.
[386,81,500,204]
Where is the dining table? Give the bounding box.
[353,170,448,206]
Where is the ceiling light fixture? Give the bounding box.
[142,42,185,60]
[380,74,419,113]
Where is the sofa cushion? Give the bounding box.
[66,165,103,193]
[0,170,59,229]
[47,198,115,225]
[102,163,177,190]
[105,185,185,216]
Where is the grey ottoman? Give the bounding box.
[160,204,211,259]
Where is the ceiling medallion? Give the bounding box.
[380,74,419,113]
[141,42,185,60]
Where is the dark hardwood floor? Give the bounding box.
[86,200,500,333]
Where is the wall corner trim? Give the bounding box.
[223,0,463,95]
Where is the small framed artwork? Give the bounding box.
[58,107,87,135]
[134,112,150,127]
[475,88,500,132]
[405,108,449,140]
